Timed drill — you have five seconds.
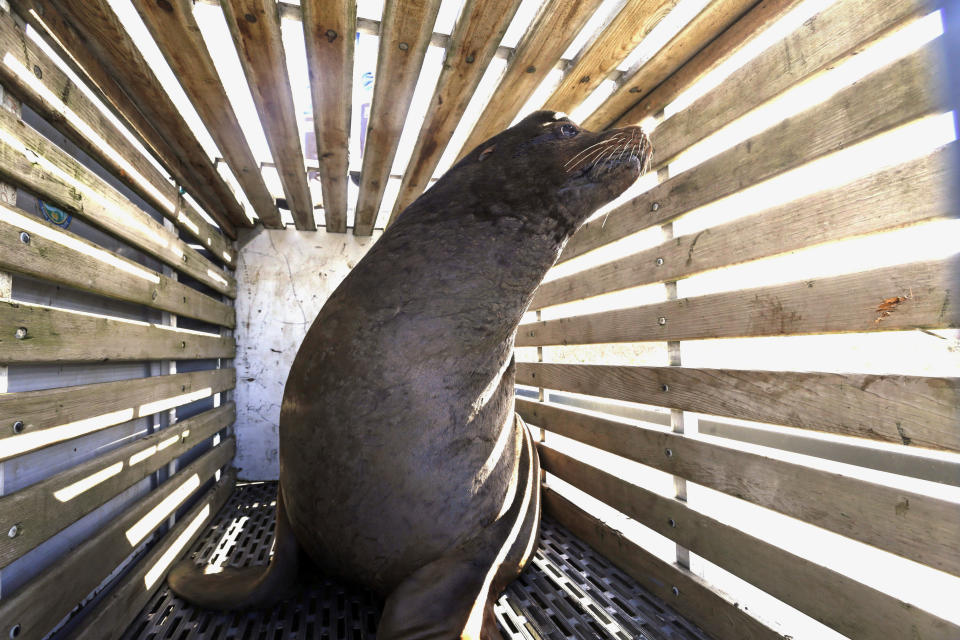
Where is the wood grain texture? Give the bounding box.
[387,0,524,224]
[453,0,607,164]
[540,444,960,638]
[533,147,951,309]
[646,0,930,167]
[132,0,283,229]
[520,257,958,346]
[542,487,785,640]
[543,0,680,115]
[302,0,356,233]
[0,202,235,328]
[611,0,805,129]
[560,44,940,263]
[0,439,234,640]
[0,300,236,363]
[0,106,238,297]
[69,471,237,640]
[581,0,758,131]
[0,369,235,462]
[0,9,238,262]
[0,404,235,569]
[517,364,960,452]
[11,0,250,234]
[353,0,443,236]
[223,0,315,230]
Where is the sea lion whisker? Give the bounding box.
[563,134,627,168]
[565,144,615,174]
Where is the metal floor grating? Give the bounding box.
[123,482,712,640]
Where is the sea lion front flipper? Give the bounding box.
[167,485,300,610]
[378,415,540,640]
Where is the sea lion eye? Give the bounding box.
[558,124,578,138]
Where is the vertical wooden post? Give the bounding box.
[536,310,546,484]
[160,213,179,528]
[0,76,18,599]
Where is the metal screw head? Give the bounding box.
[664,448,673,457]
[325,29,337,40]
[180,341,186,349]
[12,421,24,434]
[660,384,669,392]
[14,327,27,340]
[629,87,640,93]
[650,202,660,212]
[671,586,680,597]
[526,65,536,73]
[657,317,667,326]
[9,623,21,639]
[18,231,30,244]
[398,42,409,51]
[465,54,475,63]
[668,518,677,528]
[32,65,42,79]
[655,257,663,266]
[244,13,256,22]
[7,523,21,538]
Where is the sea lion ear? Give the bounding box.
[478,145,496,162]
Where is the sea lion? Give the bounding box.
[168,110,651,638]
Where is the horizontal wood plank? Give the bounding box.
[645,0,930,167]
[543,0,680,115]
[542,487,785,640]
[0,403,235,569]
[0,201,235,327]
[302,0,356,232]
[540,446,960,639]
[560,44,940,264]
[0,368,235,462]
[0,300,236,363]
[517,364,960,452]
[611,0,806,129]
[69,470,237,640]
[0,107,238,297]
[11,0,249,234]
[581,0,758,131]
[222,0,314,230]
[353,0,443,236]
[0,438,234,640]
[0,10,238,262]
[132,0,282,229]
[387,0,524,224]
[453,0,606,165]
[533,147,951,309]
[519,257,958,345]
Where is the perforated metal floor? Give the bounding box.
[123,482,711,640]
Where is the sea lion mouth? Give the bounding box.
[564,126,652,183]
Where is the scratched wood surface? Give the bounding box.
[223,0,315,230]
[10,0,249,234]
[0,368,235,462]
[540,445,960,639]
[302,0,356,232]
[0,9,238,261]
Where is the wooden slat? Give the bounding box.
[611,0,806,129]
[386,0,524,225]
[542,0,679,115]
[533,147,951,309]
[0,106,238,297]
[542,487,785,640]
[540,445,960,639]
[70,470,237,640]
[581,0,758,131]
[520,257,958,346]
[559,45,940,263]
[0,403,234,569]
[352,0,443,236]
[0,201,235,328]
[0,10,238,263]
[647,0,930,168]
[222,0,315,231]
[517,364,960,452]
[0,439,234,640]
[11,0,250,234]
[453,0,607,165]
[0,300,236,363]
[132,0,283,229]
[302,0,356,233]
[0,369,236,462]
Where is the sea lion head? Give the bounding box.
[449,110,652,239]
